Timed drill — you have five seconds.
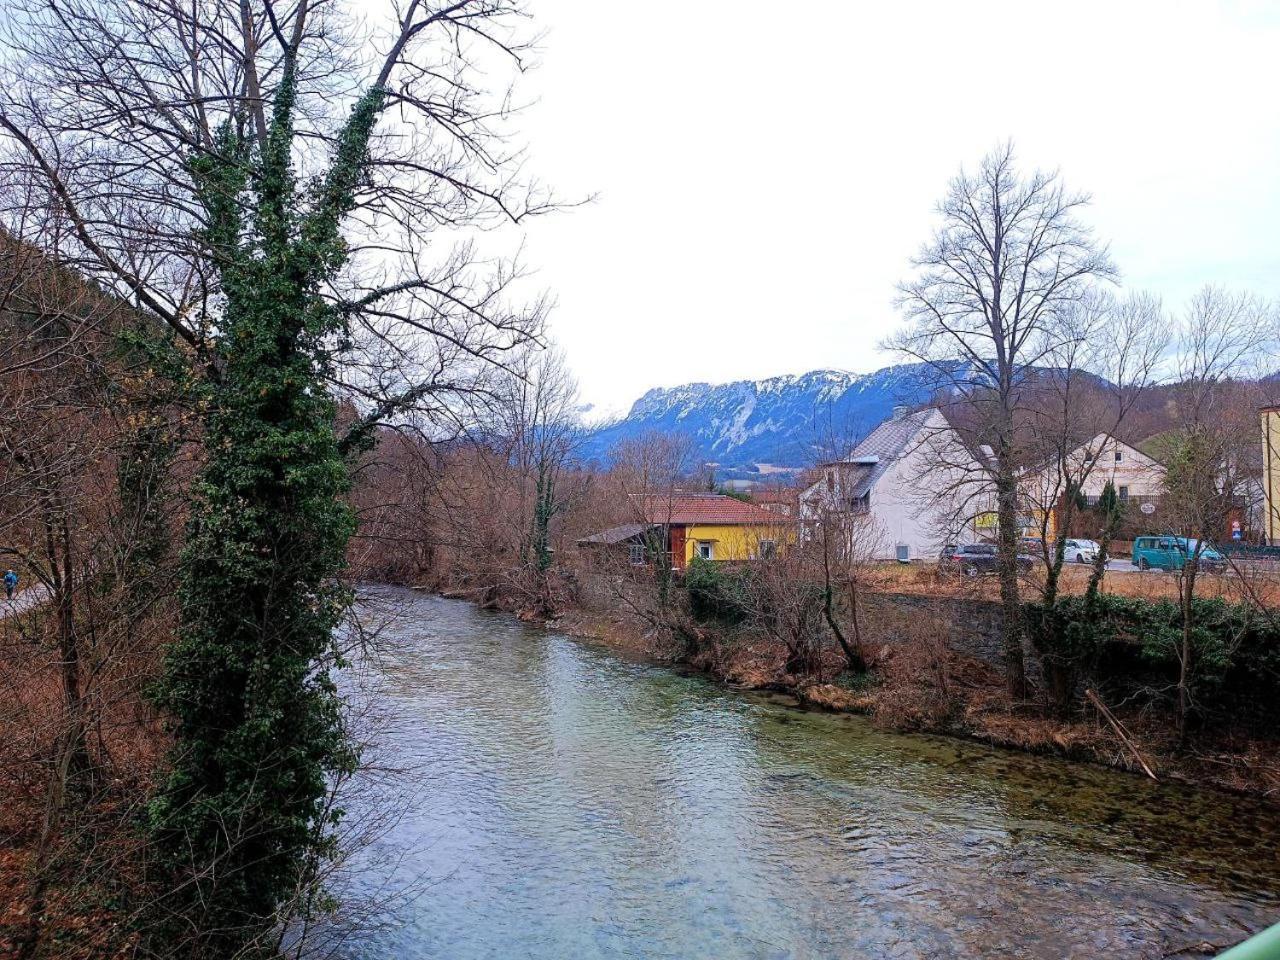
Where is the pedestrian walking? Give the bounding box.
[3,569,17,601]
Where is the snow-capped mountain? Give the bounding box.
[579,362,963,477]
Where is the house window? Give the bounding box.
[1114,449,1123,462]
[1118,485,1129,500]
[697,541,714,561]
[628,543,645,566]
[826,471,835,492]
[758,539,777,559]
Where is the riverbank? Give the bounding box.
[491,589,1280,804]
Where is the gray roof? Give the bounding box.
[844,408,936,494]
[822,461,877,499]
[803,408,946,501]
[576,523,656,546]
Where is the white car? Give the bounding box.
[1062,538,1099,564]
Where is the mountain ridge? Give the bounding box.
[579,362,961,478]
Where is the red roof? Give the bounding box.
[751,488,798,505]
[638,493,782,526]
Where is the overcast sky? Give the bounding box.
[509,0,1280,417]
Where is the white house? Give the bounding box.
[800,407,983,562]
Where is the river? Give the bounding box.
[330,587,1280,959]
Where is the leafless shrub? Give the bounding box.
[862,608,959,728]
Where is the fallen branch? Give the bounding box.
[1086,688,1158,780]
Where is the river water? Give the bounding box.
[332,587,1280,959]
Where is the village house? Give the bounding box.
[1016,433,1167,541]
[799,406,983,562]
[578,493,787,569]
[1069,434,1165,503]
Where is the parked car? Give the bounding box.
[1062,538,1100,564]
[939,543,1034,577]
[1019,536,1044,556]
[1131,536,1226,573]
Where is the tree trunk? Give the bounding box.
[820,532,866,673]
[1085,519,1118,608]
[42,494,90,777]
[1177,562,1198,744]
[823,583,866,674]
[995,462,1027,700]
[1043,490,1075,607]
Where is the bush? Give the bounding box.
[684,558,749,625]
[1027,594,1280,728]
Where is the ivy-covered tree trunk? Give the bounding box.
[149,72,382,955]
[526,463,556,613]
[1042,481,1082,609]
[994,445,1028,700]
[1039,482,1113,717]
[1085,481,1123,608]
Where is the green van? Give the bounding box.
[1131,536,1226,572]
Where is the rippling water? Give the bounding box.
[331,587,1280,959]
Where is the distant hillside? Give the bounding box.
[579,363,965,478]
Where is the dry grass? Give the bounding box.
[864,559,1280,605]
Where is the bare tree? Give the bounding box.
[735,546,828,677]
[1161,287,1277,739]
[611,431,699,608]
[0,205,187,957]
[490,345,582,613]
[890,142,1116,698]
[1023,291,1168,604]
[0,0,554,431]
[807,494,882,673]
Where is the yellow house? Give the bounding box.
[641,494,791,568]
[1263,406,1280,544]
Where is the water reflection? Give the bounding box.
[335,587,1280,960]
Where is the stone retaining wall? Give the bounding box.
[860,592,1009,668]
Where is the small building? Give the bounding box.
[577,494,788,570]
[576,523,660,566]
[642,494,787,568]
[1019,434,1167,540]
